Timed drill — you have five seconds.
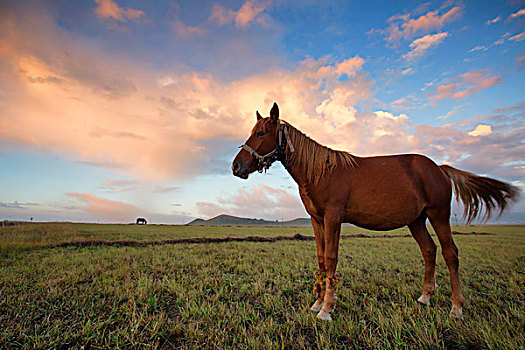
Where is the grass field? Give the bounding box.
[0,223,523,349]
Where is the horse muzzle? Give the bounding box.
[232,161,249,179]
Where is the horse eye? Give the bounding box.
[257,131,265,138]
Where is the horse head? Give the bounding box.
[232,102,281,179]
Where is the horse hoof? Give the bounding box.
[450,306,464,321]
[310,300,323,312]
[417,295,431,307]
[316,310,332,321]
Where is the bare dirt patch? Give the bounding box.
[47,231,492,249]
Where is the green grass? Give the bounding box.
[0,224,523,349]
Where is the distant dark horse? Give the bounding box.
[232,103,519,321]
[136,218,147,225]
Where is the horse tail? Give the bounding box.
[439,165,520,224]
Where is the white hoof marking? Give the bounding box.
[310,300,323,312]
[417,294,431,306]
[316,310,332,321]
[450,306,464,320]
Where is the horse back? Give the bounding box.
[312,154,451,230]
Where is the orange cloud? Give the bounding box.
[508,8,525,20]
[432,70,502,100]
[509,31,525,42]
[94,0,144,22]
[403,32,448,62]
[0,9,373,181]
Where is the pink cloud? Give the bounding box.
[174,19,207,39]
[94,0,144,30]
[67,193,143,220]
[196,202,227,218]
[208,4,232,25]
[198,184,307,220]
[433,83,459,100]
[209,1,268,28]
[235,1,267,27]
[431,70,502,100]
[384,5,462,43]
[316,56,365,78]
[1,3,522,190]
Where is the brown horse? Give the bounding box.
[232,103,519,321]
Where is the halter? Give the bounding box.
[240,123,295,173]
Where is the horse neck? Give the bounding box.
[279,121,356,188]
[282,152,309,187]
[280,123,309,187]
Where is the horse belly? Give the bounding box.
[344,180,424,231]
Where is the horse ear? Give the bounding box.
[270,102,279,123]
[256,111,262,121]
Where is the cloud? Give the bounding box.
[67,193,143,220]
[196,202,226,218]
[65,192,189,223]
[468,124,492,137]
[518,53,525,70]
[467,45,488,53]
[153,185,180,193]
[0,201,38,209]
[317,56,365,78]
[197,184,307,220]
[0,7,373,181]
[0,2,522,193]
[509,31,525,42]
[403,32,448,62]
[380,5,462,43]
[486,16,502,25]
[98,179,138,192]
[199,105,524,219]
[209,1,268,28]
[431,69,502,100]
[94,0,144,31]
[508,8,525,20]
[390,95,422,110]
[173,19,207,40]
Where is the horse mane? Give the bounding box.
[282,121,356,184]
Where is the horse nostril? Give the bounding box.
[232,161,240,174]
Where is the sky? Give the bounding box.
[0,0,524,224]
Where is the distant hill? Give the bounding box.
[187,214,312,227]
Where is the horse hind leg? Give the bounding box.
[408,213,437,306]
[310,216,326,313]
[427,207,464,319]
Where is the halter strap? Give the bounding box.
[241,144,277,163]
[240,123,294,172]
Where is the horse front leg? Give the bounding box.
[310,216,326,312]
[317,214,342,321]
